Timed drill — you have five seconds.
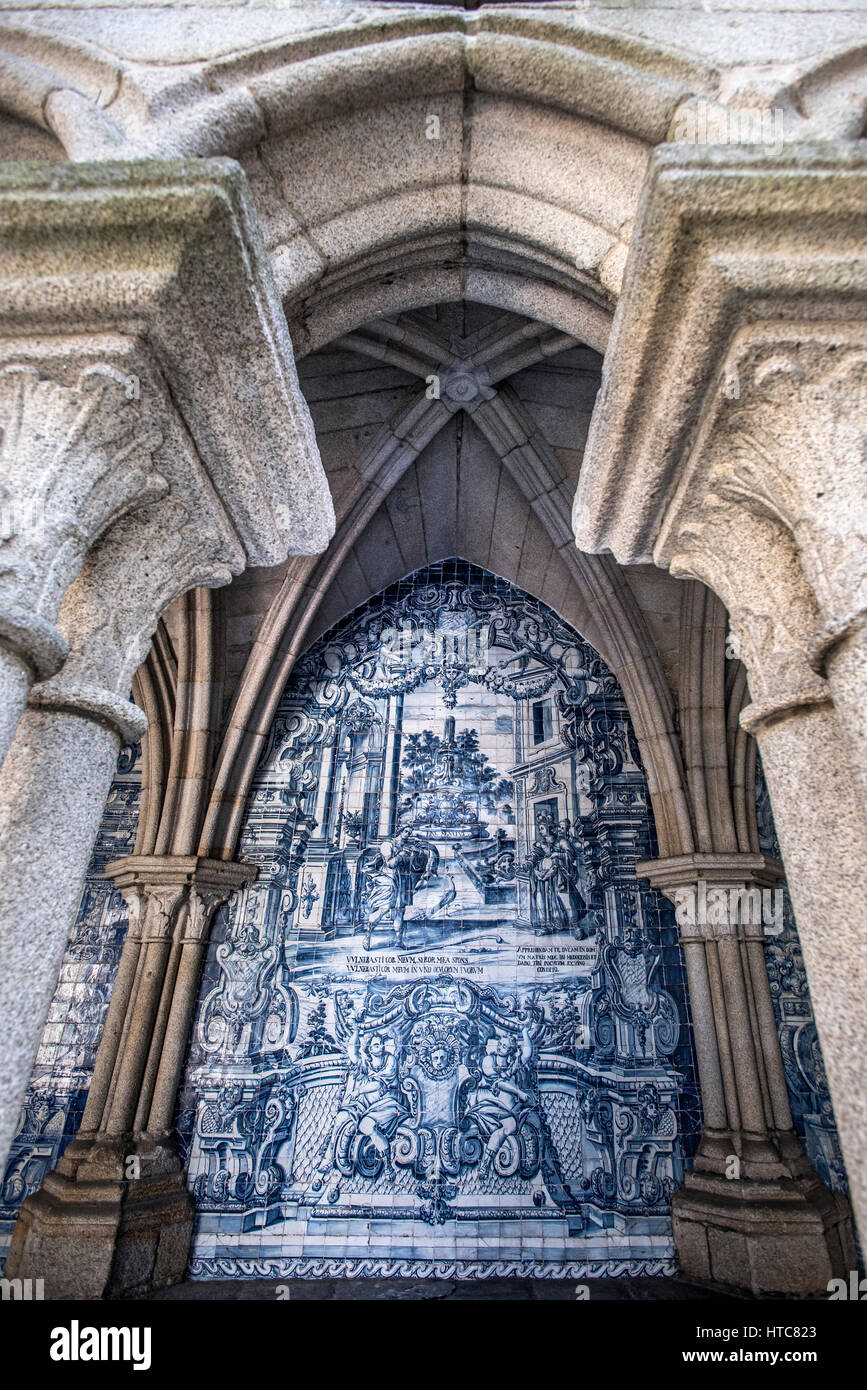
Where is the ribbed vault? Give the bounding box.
[187,304,693,865]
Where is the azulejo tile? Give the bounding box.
[0,562,846,1278]
[180,562,696,1277]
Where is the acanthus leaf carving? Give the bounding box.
[670,499,830,714]
[709,338,867,625]
[0,361,168,621]
[45,495,238,702]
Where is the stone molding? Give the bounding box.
[808,603,867,678]
[103,853,257,913]
[4,11,864,168]
[102,856,258,953]
[28,678,148,746]
[0,17,710,158]
[2,9,865,369]
[637,851,784,894]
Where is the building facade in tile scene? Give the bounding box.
[0,0,865,1300]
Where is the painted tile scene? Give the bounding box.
[178,561,695,1276]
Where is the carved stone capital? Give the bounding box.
[0,158,332,787]
[144,887,188,943]
[0,160,333,564]
[670,326,867,643]
[637,851,784,942]
[184,881,250,942]
[573,142,867,567]
[104,854,258,946]
[637,851,784,896]
[46,487,240,704]
[0,357,167,624]
[666,497,831,721]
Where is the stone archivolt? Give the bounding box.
[0,1,865,1301]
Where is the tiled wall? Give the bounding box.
[0,561,847,1276]
[178,561,700,1278]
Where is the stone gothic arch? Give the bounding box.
[1,550,852,1293]
[0,1,865,1303]
[199,306,693,869]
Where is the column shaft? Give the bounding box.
[750,701,867,1238]
[704,939,742,1136]
[148,936,210,1134]
[716,936,768,1137]
[0,705,123,1164]
[133,933,185,1133]
[680,938,727,1134]
[0,648,32,771]
[745,935,795,1133]
[80,921,143,1132]
[822,627,867,825]
[104,936,173,1136]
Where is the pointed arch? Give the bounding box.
[198,306,693,864]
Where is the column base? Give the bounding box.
[5,1133,194,1300]
[673,1168,856,1297]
